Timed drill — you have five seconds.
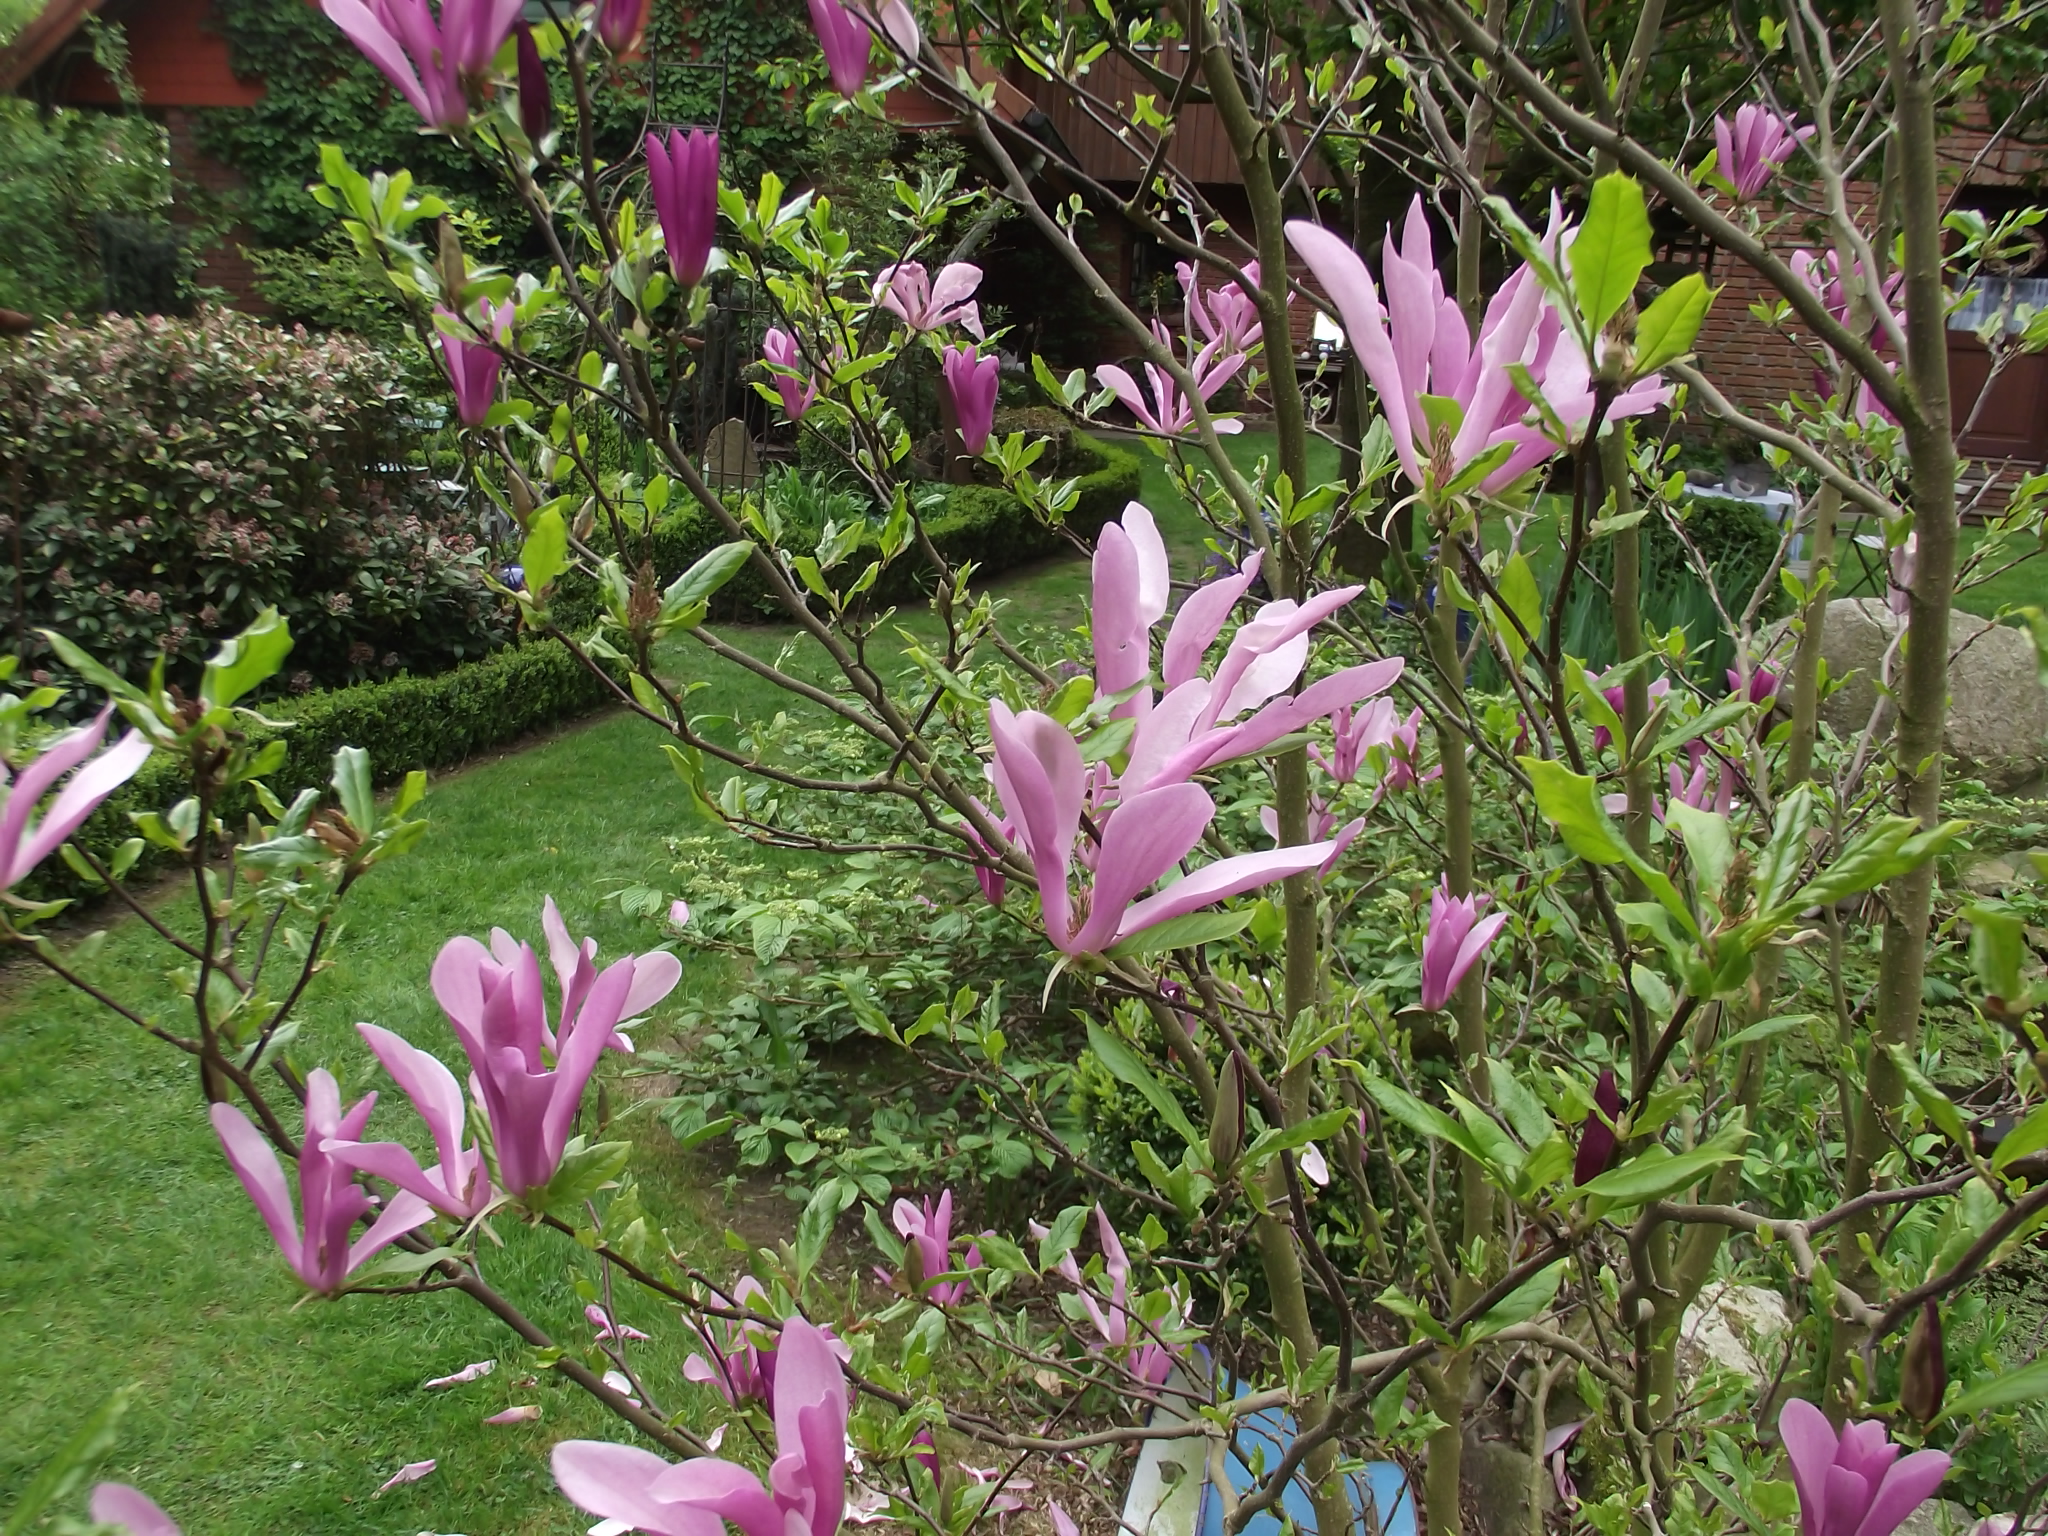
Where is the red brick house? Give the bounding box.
[3,0,272,310]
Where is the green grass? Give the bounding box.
[0,663,809,1533]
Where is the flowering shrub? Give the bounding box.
[0,309,505,702]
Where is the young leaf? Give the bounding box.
[1633,273,1717,375]
[1085,1019,1201,1149]
[1464,1260,1566,1342]
[1573,173,1653,335]
[201,608,294,710]
[521,504,570,595]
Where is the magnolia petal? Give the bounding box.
[373,1460,437,1497]
[424,1359,496,1389]
[485,1405,543,1424]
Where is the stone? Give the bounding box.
[703,418,760,490]
[1895,1501,1993,1536]
[1677,1282,1792,1385]
[1813,597,2048,793]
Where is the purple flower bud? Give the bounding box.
[1573,1068,1622,1187]
[646,128,719,288]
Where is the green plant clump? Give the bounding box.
[29,639,615,906]
[553,430,1141,629]
[0,309,508,700]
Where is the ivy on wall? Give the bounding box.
[192,0,814,265]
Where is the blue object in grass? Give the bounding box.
[1195,1389,1416,1536]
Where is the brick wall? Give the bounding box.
[163,105,270,315]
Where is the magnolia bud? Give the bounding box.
[1208,1053,1245,1171]
[437,218,466,308]
[1899,1300,1946,1423]
[515,23,551,148]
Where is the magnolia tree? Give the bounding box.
[17,0,2048,1533]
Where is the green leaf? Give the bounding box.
[1489,552,1542,666]
[2,1385,132,1536]
[1755,784,1818,912]
[1361,1073,1492,1167]
[1085,1020,1201,1150]
[1579,1134,1746,1206]
[1717,1012,1814,1053]
[1937,1355,2048,1422]
[1487,1059,1555,1148]
[796,1177,855,1281]
[521,503,570,595]
[662,541,755,618]
[1241,1107,1353,1175]
[1993,1100,2048,1172]
[1464,1260,1566,1342]
[1522,757,1631,864]
[1665,802,1735,899]
[331,746,374,831]
[1633,273,1716,374]
[530,1138,632,1214]
[1107,908,1253,958]
[1377,1285,1454,1345]
[201,607,294,710]
[1885,1045,1972,1152]
[1784,817,1970,916]
[1966,902,2028,1004]
[1036,1204,1089,1271]
[1573,173,1653,335]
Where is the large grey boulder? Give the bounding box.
[1815,598,2048,792]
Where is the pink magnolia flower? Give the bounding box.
[323,1022,494,1220]
[961,806,1015,907]
[1310,697,1397,783]
[988,702,1357,956]
[684,1275,777,1405]
[1591,671,1671,753]
[90,1483,180,1536]
[1064,1207,1181,1390]
[210,1070,434,1295]
[1096,329,1246,438]
[1572,1068,1622,1185]
[1667,758,1735,817]
[942,344,999,456]
[646,128,719,288]
[762,328,817,421]
[1726,666,1782,706]
[876,260,984,337]
[597,0,652,52]
[807,0,871,94]
[1419,880,1507,1011]
[1790,249,1903,337]
[555,1317,850,1536]
[1377,706,1438,797]
[1778,1398,1950,1536]
[877,1189,982,1304]
[1287,198,1670,495]
[437,300,513,429]
[429,899,681,1200]
[1175,259,1270,354]
[1714,104,1810,201]
[1091,501,1170,720]
[588,1303,652,1342]
[0,704,150,890]
[322,0,521,132]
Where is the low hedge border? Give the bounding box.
[555,430,1143,629]
[30,640,616,906]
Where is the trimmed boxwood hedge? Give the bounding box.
[555,430,1143,629]
[32,640,615,905]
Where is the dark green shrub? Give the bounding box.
[554,430,1142,628]
[0,309,508,709]
[32,640,613,905]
